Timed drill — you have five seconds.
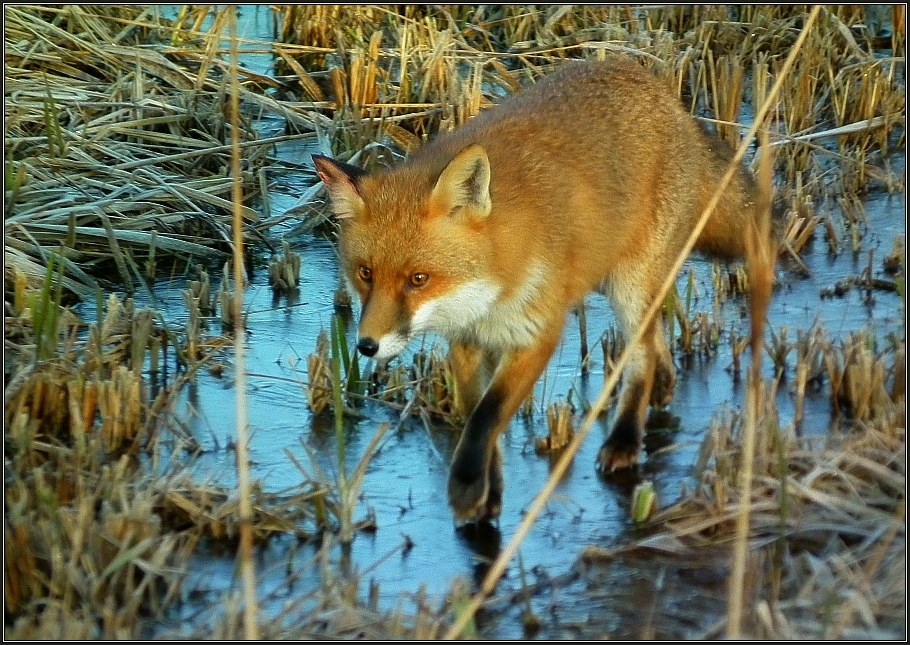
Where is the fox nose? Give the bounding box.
[356,337,379,357]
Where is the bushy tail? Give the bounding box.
[694,138,780,261]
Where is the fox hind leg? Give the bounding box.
[597,269,663,471]
[597,330,657,471]
[651,322,676,408]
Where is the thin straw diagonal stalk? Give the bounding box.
[227,7,258,640]
[441,6,822,640]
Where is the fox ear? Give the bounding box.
[431,144,492,219]
[312,154,367,220]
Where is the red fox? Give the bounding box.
[313,58,767,523]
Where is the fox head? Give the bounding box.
[312,145,502,361]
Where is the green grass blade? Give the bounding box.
[330,313,346,479]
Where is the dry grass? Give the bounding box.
[4,4,905,640]
[279,5,903,205]
[4,5,287,297]
[631,350,904,637]
[573,332,903,638]
[2,271,334,637]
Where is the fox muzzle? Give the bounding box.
[356,337,379,357]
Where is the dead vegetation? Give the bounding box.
[616,351,904,638]
[4,4,905,640]
[2,269,338,637]
[5,5,285,297]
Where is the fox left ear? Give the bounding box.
[431,144,492,219]
[312,154,367,220]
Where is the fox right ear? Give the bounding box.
[312,155,366,220]
[431,145,492,220]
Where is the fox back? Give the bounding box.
[316,59,761,358]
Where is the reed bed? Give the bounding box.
[571,334,903,638]
[7,6,351,637]
[278,5,903,212]
[4,4,905,640]
[613,343,904,638]
[5,5,281,296]
[3,265,334,637]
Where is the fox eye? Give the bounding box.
[410,272,429,287]
[357,266,372,282]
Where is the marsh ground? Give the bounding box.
[5,5,904,639]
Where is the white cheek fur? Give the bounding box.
[412,263,549,349]
[366,282,498,362]
[367,262,550,359]
[411,279,501,336]
[472,262,547,348]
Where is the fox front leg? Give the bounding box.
[447,330,561,523]
[448,342,498,419]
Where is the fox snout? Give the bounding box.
[356,337,379,357]
[353,324,411,362]
[355,333,411,361]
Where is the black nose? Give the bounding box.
[356,337,379,357]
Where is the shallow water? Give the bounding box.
[84,7,905,636]
[88,174,903,637]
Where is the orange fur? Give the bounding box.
[313,58,768,523]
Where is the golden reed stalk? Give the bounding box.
[228,7,259,640]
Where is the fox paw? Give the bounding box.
[447,474,491,523]
[447,467,503,523]
[650,362,676,408]
[596,437,641,472]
